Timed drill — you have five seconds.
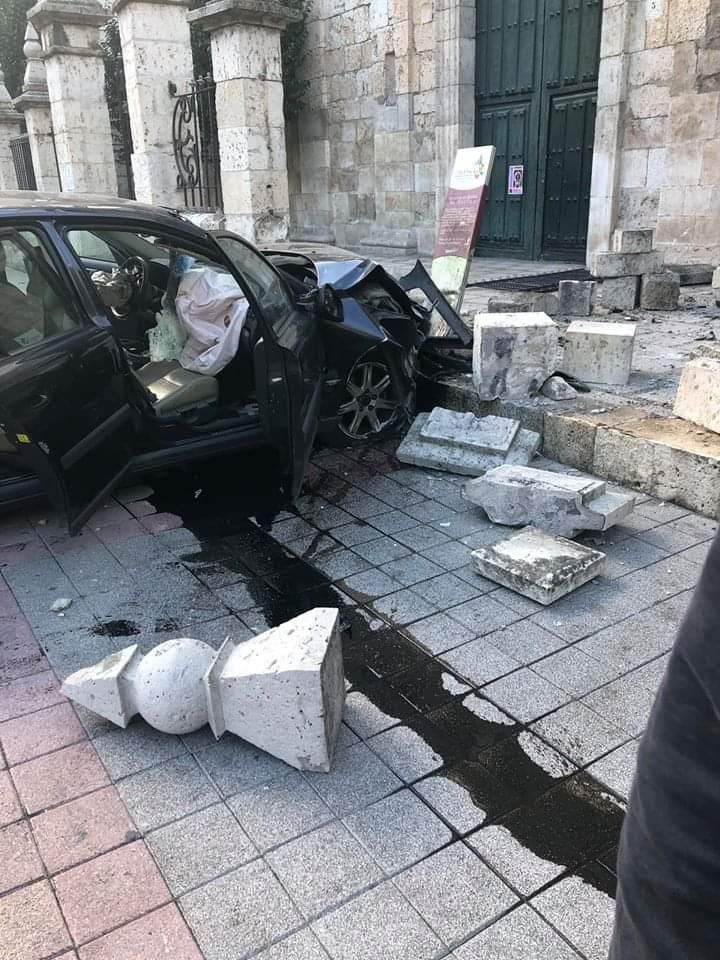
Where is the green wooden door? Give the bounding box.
[475,0,602,260]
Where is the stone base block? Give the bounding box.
[471,526,606,605]
[561,321,636,386]
[473,312,559,400]
[640,272,680,311]
[396,410,541,476]
[612,229,653,254]
[665,263,714,286]
[541,375,578,401]
[590,251,663,278]
[488,293,559,316]
[674,357,720,435]
[593,276,639,313]
[463,464,635,538]
[558,280,594,316]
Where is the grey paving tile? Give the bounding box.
[629,655,669,694]
[405,612,477,655]
[117,754,219,831]
[419,540,473,572]
[371,588,438,625]
[180,859,303,960]
[414,771,487,834]
[311,546,372,581]
[635,524,700,555]
[531,701,630,766]
[441,639,520,687]
[484,621,567,666]
[311,881,445,960]
[419,572,486,608]
[228,770,334,852]
[343,690,407,739]
[267,517,318,545]
[586,739,640,801]
[351,537,411,565]
[170,614,253,649]
[677,540,713,566]
[93,720,187,780]
[466,825,565,896]
[460,523,517,550]
[266,820,383,920]
[532,875,616,960]
[400,500,456,525]
[303,741,402,816]
[147,802,257,895]
[582,676,657,737]
[335,490,389,520]
[366,725,443,783]
[454,904,579,960]
[379,555,446,587]
[600,536,668,580]
[392,524,452,552]
[367,511,420,535]
[395,842,518,948]
[341,569,402,600]
[337,723,360,750]
[446,596,523,637]
[667,512,719,542]
[196,738,290,797]
[483,669,571,724]
[531,646,618,698]
[484,586,544,617]
[634,499,689,523]
[295,498,354,531]
[429,513,495,539]
[329,521,384,548]
[254,929,331,959]
[216,580,268,613]
[343,789,451,875]
[355,476,425,509]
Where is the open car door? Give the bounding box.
[0,228,135,534]
[213,233,325,501]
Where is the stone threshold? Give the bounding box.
[426,374,720,519]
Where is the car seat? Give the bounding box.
[134,360,218,415]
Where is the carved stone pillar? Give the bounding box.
[12,23,61,192]
[0,70,22,190]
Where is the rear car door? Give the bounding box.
[212,233,325,500]
[0,227,135,534]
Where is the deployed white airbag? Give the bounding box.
[176,268,248,376]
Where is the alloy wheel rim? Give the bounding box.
[337,361,401,439]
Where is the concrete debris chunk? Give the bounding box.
[541,375,578,401]
[61,608,345,773]
[396,409,540,477]
[558,280,594,316]
[674,357,720,435]
[463,464,635,537]
[640,272,680,311]
[471,526,606,605]
[473,312,559,400]
[50,598,73,612]
[561,320,636,385]
[593,276,639,313]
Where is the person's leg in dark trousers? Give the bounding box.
[610,531,720,959]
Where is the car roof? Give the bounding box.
[0,191,208,237]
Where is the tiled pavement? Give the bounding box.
[0,443,715,960]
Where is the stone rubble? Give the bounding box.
[674,356,720,435]
[463,464,635,538]
[561,320,637,386]
[612,229,653,254]
[396,408,541,476]
[558,280,594,317]
[471,526,606,605]
[589,251,664,278]
[540,375,578,401]
[592,276,639,313]
[640,272,680,311]
[473,312,559,400]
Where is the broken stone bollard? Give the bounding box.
[558,280,594,316]
[674,356,720,435]
[540,375,577,401]
[463,465,635,538]
[640,272,680,311]
[593,276,639,313]
[396,408,541,476]
[473,312,559,400]
[61,608,345,772]
[561,320,636,385]
[471,526,606,605]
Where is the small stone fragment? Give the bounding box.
[540,375,578,401]
[471,526,606,605]
[50,598,73,613]
[473,312,559,400]
[561,320,636,385]
[640,272,680,311]
[558,280,594,316]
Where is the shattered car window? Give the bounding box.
[215,236,295,341]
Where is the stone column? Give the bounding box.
[188,0,301,243]
[113,0,193,205]
[0,69,21,191]
[27,0,117,195]
[12,23,61,191]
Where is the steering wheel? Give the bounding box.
[119,255,151,305]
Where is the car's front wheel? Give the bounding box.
[324,357,410,447]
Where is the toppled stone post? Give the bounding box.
[473,312,559,400]
[558,280,594,316]
[27,0,118,195]
[674,356,720,435]
[188,0,301,243]
[640,272,680,311]
[12,23,61,192]
[561,320,636,385]
[113,0,194,205]
[0,69,21,190]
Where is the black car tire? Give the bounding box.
[321,356,412,448]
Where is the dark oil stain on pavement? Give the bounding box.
[148,453,622,899]
[92,619,141,638]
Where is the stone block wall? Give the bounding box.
[288,0,473,254]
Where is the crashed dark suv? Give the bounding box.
[0,193,466,533]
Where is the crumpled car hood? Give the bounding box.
[314,259,388,290]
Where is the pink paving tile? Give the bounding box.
[0,702,86,766]
[78,904,203,960]
[32,785,137,875]
[94,518,145,544]
[0,670,65,723]
[0,768,22,826]
[0,538,51,566]
[0,880,72,960]
[12,741,110,815]
[0,820,45,894]
[127,500,157,519]
[0,615,36,646]
[0,635,49,682]
[141,512,183,534]
[54,839,171,945]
